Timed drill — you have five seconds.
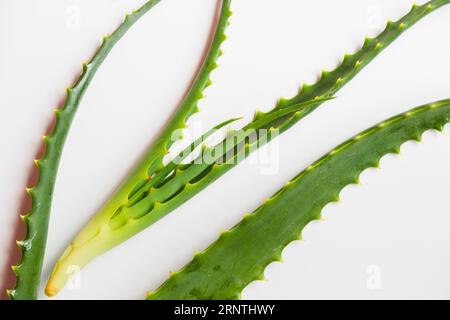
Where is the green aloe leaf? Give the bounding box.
[46,0,450,296]
[8,0,163,300]
[148,99,450,300]
[45,0,233,296]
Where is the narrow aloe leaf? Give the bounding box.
[149,116,244,191]
[45,0,233,297]
[130,0,233,194]
[46,0,450,296]
[7,0,163,300]
[127,97,334,205]
[148,99,450,300]
[265,0,450,132]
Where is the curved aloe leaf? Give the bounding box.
[45,0,233,297]
[265,0,450,132]
[148,99,450,300]
[7,0,163,300]
[47,0,450,296]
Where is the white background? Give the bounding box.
[1,0,450,300]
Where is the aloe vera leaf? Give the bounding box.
[6,0,163,301]
[129,0,233,196]
[45,96,323,294]
[113,97,326,219]
[45,0,233,297]
[46,0,450,296]
[136,116,243,199]
[147,99,450,300]
[127,97,334,204]
[265,0,450,132]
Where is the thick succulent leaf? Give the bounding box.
[46,0,450,296]
[148,99,450,300]
[7,0,163,300]
[127,97,334,205]
[264,0,450,132]
[45,0,233,296]
[129,0,233,193]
